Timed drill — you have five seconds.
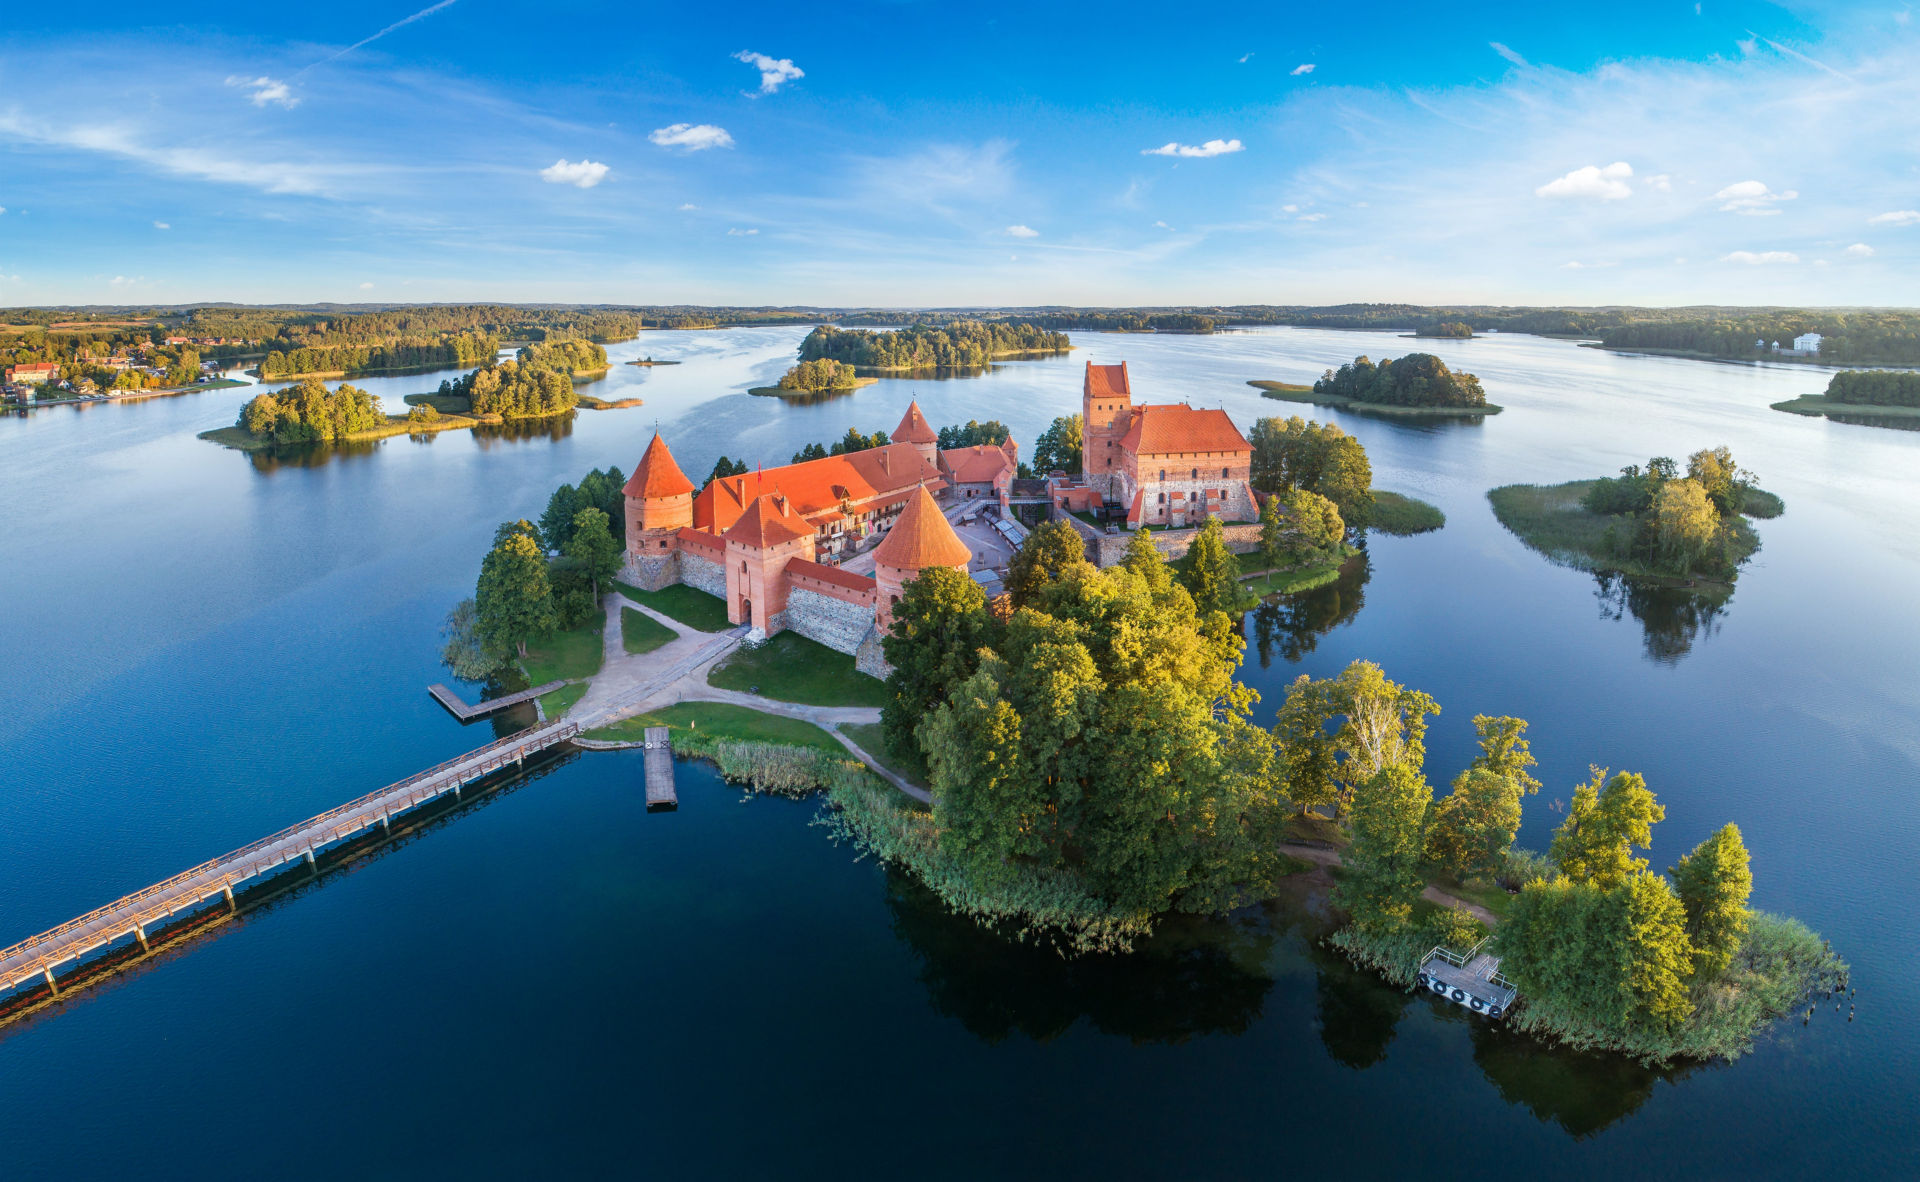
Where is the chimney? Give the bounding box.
[878,450,890,475]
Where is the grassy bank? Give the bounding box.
[621,607,676,655]
[615,582,730,631]
[1771,393,1920,426]
[708,630,886,707]
[198,410,489,452]
[538,682,588,718]
[588,701,841,752]
[1370,490,1447,535]
[1487,480,1768,585]
[1249,379,1504,416]
[840,721,930,790]
[1240,551,1354,596]
[747,376,879,397]
[520,607,605,684]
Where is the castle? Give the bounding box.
[1079,362,1257,528]
[618,400,982,675]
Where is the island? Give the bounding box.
[1411,320,1475,338]
[1488,447,1783,589]
[1250,352,1502,416]
[748,358,879,397]
[797,320,1071,371]
[1772,369,1920,429]
[627,356,681,367]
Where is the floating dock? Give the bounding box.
[1417,938,1517,1019]
[428,680,567,722]
[643,727,677,810]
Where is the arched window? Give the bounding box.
[740,560,748,573]
[1221,467,1229,479]
[1158,469,1166,481]
[1190,467,1198,480]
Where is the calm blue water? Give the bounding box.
[0,327,1914,1177]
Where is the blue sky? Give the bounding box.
[0,0,1914,306]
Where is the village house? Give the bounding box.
[619,401,976,674]
[4,362,59,386]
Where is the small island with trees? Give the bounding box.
[1412,321,1475,339]
[797,320,1071,372]
[1250,352,1501,416]
[749,357,879,398]
[1772,369,1920,429]
[1488,447,1783,588]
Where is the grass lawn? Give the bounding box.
[1240,546,1356,596]
[840,721,930,789]
[521,606,606,684]
[708,630,888,707]
[1487,481,1763,584]
[1282,812,1351,848]
[621,606,676,654]
[585,701,841,751]
[615,582,730,632]
[1370,490,1447,535]
[539,682,588,718]
[1428,872,1515,920]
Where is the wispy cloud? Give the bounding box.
[1238,53,1254,64]
[726,227,758,236]
[153,220,170,229]
[1869,210,1920,226]
[1743,30,1853,81]
[1142,138,1244,158]
[649,123,734,151]
[733,50,803,96]
[677,202,699,211]
[1714,179,1796,214]
[1291,63,1314,76]
[1297,212,1326,222]
[359,281,375,289]
[0,110,355,196]
[1722,250,1799,264]
[539,158,608,188]
[226,75,298,108]
[1535,161,1633,200]
[1490,42,1531,67]
[301,0,460,74]
[1005,224,1038,238]
[1844,242,1875,257]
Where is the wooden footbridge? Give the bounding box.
[643,727,676,809]
[0,719,578,999]
[428,680,567,722]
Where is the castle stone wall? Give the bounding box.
[1091,522,1263,567]
[620,550,680,592]
[854,622,890,678]
[785,587,877,655]
[681,552,727,598]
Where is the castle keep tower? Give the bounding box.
[621,432,696,588]
[1081,362,1132,497]
[892,399,940,469]
[722,492,815,636]
[873,486,972,630]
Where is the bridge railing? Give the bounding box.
[0,719,577,971]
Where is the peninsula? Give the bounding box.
[1772,369,1920,429]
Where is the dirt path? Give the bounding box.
[1279,843,1501,927]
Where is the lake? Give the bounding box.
[0,326,1914,1177]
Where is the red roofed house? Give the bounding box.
[619,417,972,671]
[937,437,1018,506]
[1079,361,1256,529]
[5,363,59,385]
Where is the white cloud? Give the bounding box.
[152,220,170,229]
[1154,220,1173,229]
[1280,203,1299,213]
[109,275,139,285]
[1643,173,1672,191]
[1844,242,1875,257]
[677,202,699,211]
[359,281,374,289]
[1238,53,1254,64]
[1142,138,1244,158]
[1005,224,1038,238]
[0,207,7,215]
[1721,250,1799,264]
[1714,179,1796,214]
[733,51,803,96]
[539,158,609,188]
[1535,161,1633,200]
[1491,42,1531,67]
[649,123,734,151]
[225,75,298,109]
[726,227,758,236]
[1291,63,1314,76]
[1868,210,1920,226]
[1297,212,1327,222]
[0,111,349,196]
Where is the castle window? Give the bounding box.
[1221,467,1229,479]
[741,561,748,573]
[1191,468,1198,480]
[1158,492,1166,504]
[1158,469,1166,481]
[660,540,669,549]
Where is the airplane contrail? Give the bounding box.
[298,0,460,76]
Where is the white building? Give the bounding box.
[1792,332,1824,355]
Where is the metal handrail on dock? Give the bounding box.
[0,719,579,995]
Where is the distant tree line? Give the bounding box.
[1416,321,1474,338]
[260,333,498,378]
[1600,313,1920,366]
[1314,353,1487,409]
[1826,369,1920,406]
[797,321,1069,369]
[517,338,608,374]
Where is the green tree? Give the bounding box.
[1120,527,1172,590]
[1282,487,1344,562]
[475,520,557,659]
[1177,516,1254,618]
[1424,768,1524,879]
[241,391,281,435]
[708,455,749,484]
[1550,768,1665,889]
[921,658,1042,882]
[1257,492,1285,571]
[1468,714,1541,796]
[439,597,506,680]
[1273,675,1340,816]
[1671,823,1753,979]
[563,506,622,595]
[1329,660,1440,809]
[1032,413,1084,474]
[539,483,581,551]
[1005,519,1091,608]
[1650,478,1720,575]
[1685,446,1749,516]
[1616,869,1697,1030]
[1335,763,1432,932]
[879,565,995,777]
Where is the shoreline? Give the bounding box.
[1248,380,1503,416]
[748,376,880,397]
[1487,479,1776,591]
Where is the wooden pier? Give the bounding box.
[643,727,677,810]
[428,680,567,722]
[0,718,579,999]
[1417,938,1517,1019]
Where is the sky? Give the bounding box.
[0,0,1915,307]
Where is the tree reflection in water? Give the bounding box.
[1592,572,1728,664]
[1306,937,1412,1069]
[1468,1017,1697,1138]
[243,412,576,472]
[1250,556,1371,668]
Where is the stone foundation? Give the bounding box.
[1091,522,1263,567]
[681,552,727,598]
[785,587,876,655]
[854,623,891,678]
[620,550,681,592]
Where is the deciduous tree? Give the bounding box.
[1550,768,1665,889]
[1671,823,1753,979]
[475,520,557,659]
[1005,520,1091,608]
[564,507,622,595]
[1335,763,1432,932]
[1425,768,1524,879]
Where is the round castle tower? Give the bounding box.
[891,400,940,469]
[624,432,695,556]
[873,486,972,630]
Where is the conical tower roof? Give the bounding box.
[723,492,810,548]
[891,400,938,445]
[623,432,695,499]
[873,486,971,571]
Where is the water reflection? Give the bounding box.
[882,869,1274,1044]
[240,413,577,470]
[1307,938,1413,1069]
[1592,573,1728,664]
[1468,1019,1694,1138]
[1249,556,1371,667]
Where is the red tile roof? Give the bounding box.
[892,400,938,444]
[676,526,724,552]
[786,557,876,593]
[624,433,696,499]
[1085,362,1130,399]
[694,443,941,535]
[1126,489,1145,524]
[723,493,812,548]
[1119,404,1251,456]
[940,443,1015,485]
[873,487,972,571]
